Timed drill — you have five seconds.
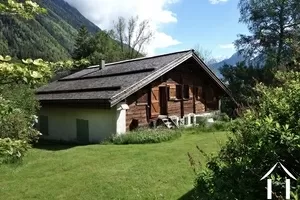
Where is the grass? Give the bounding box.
[0,131,228,200]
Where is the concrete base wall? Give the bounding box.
[38,106,118,143]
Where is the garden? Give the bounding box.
[0,130,228,200]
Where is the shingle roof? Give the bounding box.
[36,49,237,106]
[37,50,190,102]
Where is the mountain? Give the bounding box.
[211,52,245,69]
[208,53,244,77]
[0,0,100,61]
[210,52,266,78]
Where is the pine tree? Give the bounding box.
[72,26,91,60]
[235,0,300,68]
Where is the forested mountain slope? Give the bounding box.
[0,0,100,61]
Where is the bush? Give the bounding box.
[194,120,232,132]
[213,113,230,122]
[193,71,300,200]
[195,117,207,127]
[0,96,40,163]
[108,128,182,144]
[0,84,39,117]
[0,97,40,142]
[0,138,31,163]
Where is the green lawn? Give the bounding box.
[0,131,228,200]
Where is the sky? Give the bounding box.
[65,0,249,60]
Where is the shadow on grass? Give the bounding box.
[178,188,197,200]
[33,139,87,151]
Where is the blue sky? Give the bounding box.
[155,0,249,59]
[68,0,250,59]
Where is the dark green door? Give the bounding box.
[39,115,49,136]
[76,119,89,144]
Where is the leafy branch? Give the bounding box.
[0,0,46,19]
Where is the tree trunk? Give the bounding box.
[277,3,285,71]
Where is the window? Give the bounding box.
[136,90,148,105]
[176,85,182,99]
[169,85,177,100]
[195,87,203,100]
[175,85,190,100]
[183,85,189,99]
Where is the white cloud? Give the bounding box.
[219,43,235,49]
[209,0,228,4]
[65,0,181,55]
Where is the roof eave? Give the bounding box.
[39,98,111,108]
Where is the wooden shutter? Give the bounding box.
[176,85,182,99]
[151,87,160,117]
[183,85,189,99]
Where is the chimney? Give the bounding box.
[100,59,105,69]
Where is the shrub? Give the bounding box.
[193,71,300,200]
[0,97,40,142]
[193,120,232,132]
[0,84,39,117]
[108,128,182,144]
[211,113,231,122]
[195,117,207,127]
[0,96,40,163]
[0,138,31,163]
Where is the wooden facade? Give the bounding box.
[125,59,223,130]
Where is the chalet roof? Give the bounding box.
[36,49,237,106]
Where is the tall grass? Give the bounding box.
[107,128,182,145]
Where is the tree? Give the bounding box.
[111,16,153,59]
[193,44,217,65]
[72,26,91,60]
[0,1,50,86]
[235,0,300,69]
[219,62,274,116]
[194,71,300,199]
[87,30,122,64]
[0,1,92,163]
[0,56,51,86]
[0,0,47,163]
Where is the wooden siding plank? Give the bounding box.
[125,62,221,130]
